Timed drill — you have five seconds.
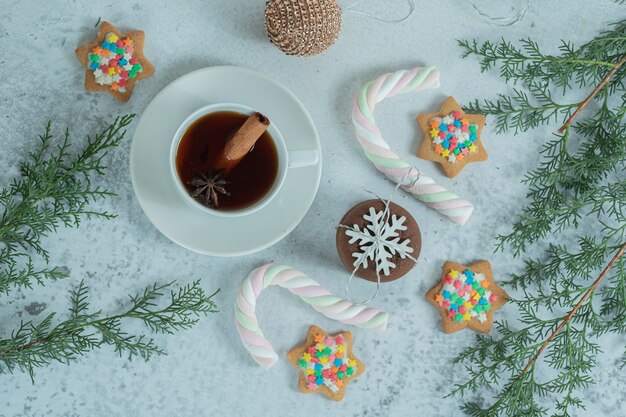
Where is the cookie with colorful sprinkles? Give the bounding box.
[416,96,487,178]
[75,21,154,102]
[287,325,365,402]
[426,260,508,334]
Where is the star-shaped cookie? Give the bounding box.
[416,96,487,178]
[426,260,508,334]
[287,325,365,401]
[75,21,154,102]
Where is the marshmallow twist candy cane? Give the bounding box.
[234,263,389,369]
[352,66,474,224]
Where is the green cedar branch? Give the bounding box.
[458,20,626,135]
[558,54,626,133]
[453,17,626,417]
[0,115,135,294]
[0,116,219,381]
[0,280,219,381]
[519,242,626,376]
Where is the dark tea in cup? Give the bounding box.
[175,111,279,211]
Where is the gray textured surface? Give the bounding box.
[1,1,625,416]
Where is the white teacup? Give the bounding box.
[170,103,319,217]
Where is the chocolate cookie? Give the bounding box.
[336,199,421,283]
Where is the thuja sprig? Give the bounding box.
[450,245,624,417]
[0,115,135,294]
[0,280,219,381]
[0,117,219,381]
[458,20,626,90]
[463,84,579,134]
[452,17,626,417]
[459,19,626,135]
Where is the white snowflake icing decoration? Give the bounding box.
[344,206,414,276]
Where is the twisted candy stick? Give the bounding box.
[235,263,389,369]
[352,66,474,225]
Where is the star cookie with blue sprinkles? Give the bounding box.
[75,21,154,102]
[416,96,487,178]
[286,325,365,401]
[426,260,508,334]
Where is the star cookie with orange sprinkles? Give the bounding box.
[426,260,508,334]
[75,21,154,102]
[287,325,365,401]
[416,96,487,178]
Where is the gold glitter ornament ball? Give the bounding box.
[264,0,342,56]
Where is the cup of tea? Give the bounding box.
[170,103,318,217]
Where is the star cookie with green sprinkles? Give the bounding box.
[287,325,365,401]
[426,260,508,334]
[416,96,487,178]
[75,21,154,102]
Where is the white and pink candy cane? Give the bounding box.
[352,66,474,225]
[235,263,388,369]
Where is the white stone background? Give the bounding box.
[0,0,625,416]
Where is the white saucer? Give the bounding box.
[130,66,322,256]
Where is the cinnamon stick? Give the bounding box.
[214,112,270,174]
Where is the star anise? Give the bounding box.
[188,169,230,208]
